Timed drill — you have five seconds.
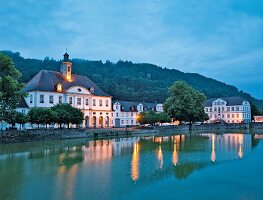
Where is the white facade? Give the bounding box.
[112,101,163,127]
[14,53,113,129]
[204,98,251,123]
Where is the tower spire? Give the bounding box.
[61,50,72,81]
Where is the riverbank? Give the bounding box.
[1,123,262,144]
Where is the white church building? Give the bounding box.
[204,97,251,123]
[17,52,113,128]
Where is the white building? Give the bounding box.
[204,97,251,123]
[112,101,163,127]
[18,52,113,128]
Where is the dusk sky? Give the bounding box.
[1,0,263,99]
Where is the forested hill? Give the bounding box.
[2,50,263,111]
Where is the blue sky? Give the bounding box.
[1,0,263,99]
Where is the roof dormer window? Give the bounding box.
[57,84,62,92]
[90,87,94,93]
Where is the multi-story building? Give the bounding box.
[112,101,163,127]
[254,116,263,122]
[19,52,113,128]
[204,97,251,123]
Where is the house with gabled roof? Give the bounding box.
[204,96,251,123]
[112,100,163,127]
[19,52,113,128]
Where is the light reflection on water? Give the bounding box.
[0,133,263,200]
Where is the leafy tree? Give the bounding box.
[52,104,84,128]
[28,108,45,129]
[164,81,208,124]
[157,112,171,124]
[4,110,17,128]
[15,112,29,129]
[0,53,25,121]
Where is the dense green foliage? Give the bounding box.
[0,53,25,121]
[164,81,209,124]
[1,51,263,112]
[137,111,171,125]
[27,104,84,129]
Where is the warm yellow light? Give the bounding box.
[172,143,178,166]
[131,143,140,181]
[57,84,62,92]
[157,145,163,169]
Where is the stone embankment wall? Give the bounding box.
[1,123,262,144]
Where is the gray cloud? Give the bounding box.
[1,0,263,98]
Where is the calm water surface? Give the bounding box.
[1,133,263,200]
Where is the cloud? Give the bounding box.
[1,0,263,98]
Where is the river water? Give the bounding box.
[0,133,263,200]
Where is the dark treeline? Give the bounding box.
[2,50,263,111]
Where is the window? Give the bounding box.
[85,99,89,106]
[227,114,230,118]
[227,107,230,111]
[121,113,124,117]
[77,98,81,105]
[116,113,119,117]
[214,107,217,112]
[222,114,225,118]
[231,107,234,111]
[131,113,133,116]
[222,107,224,111]
[99,99,102,106]
[126,113,129,117]
[57,84,62,92]
[210,108,212,112]
[59,96,62,104]
[116,105,119,109]
[214,114,217,118]
[237,114,239,118]
[90,87,94,93]
[40,94,44,103]
[93,99,96,106]
[69,97,73,105]
[78,88,81,92]
[49,95,54,104]
[131,120,134,124]
[121,120,124,124]
[205,108,208,112]
[106,100,109,107]
[126,120,129,124]
[30,94,33,103]
[232,114,234,118]
[236,106,239,111]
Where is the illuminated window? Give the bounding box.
[39,94,44,103]
[57,84,62,92]
[49,95,54,104]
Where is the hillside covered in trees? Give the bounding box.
[2,50,263,111]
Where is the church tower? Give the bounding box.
[61,52,72,81]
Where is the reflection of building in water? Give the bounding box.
[202,134,251,162]
[83,138,139,164]
[131,143,140,181]
[157,145,163,169]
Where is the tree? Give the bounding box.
[157,112,171,124]
[52,104,84,128]
[0,53,25,121]
[164,81,208,124]
[137,111,159,126]
[15,112,29,130]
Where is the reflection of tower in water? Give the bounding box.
[211,134,216,162]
